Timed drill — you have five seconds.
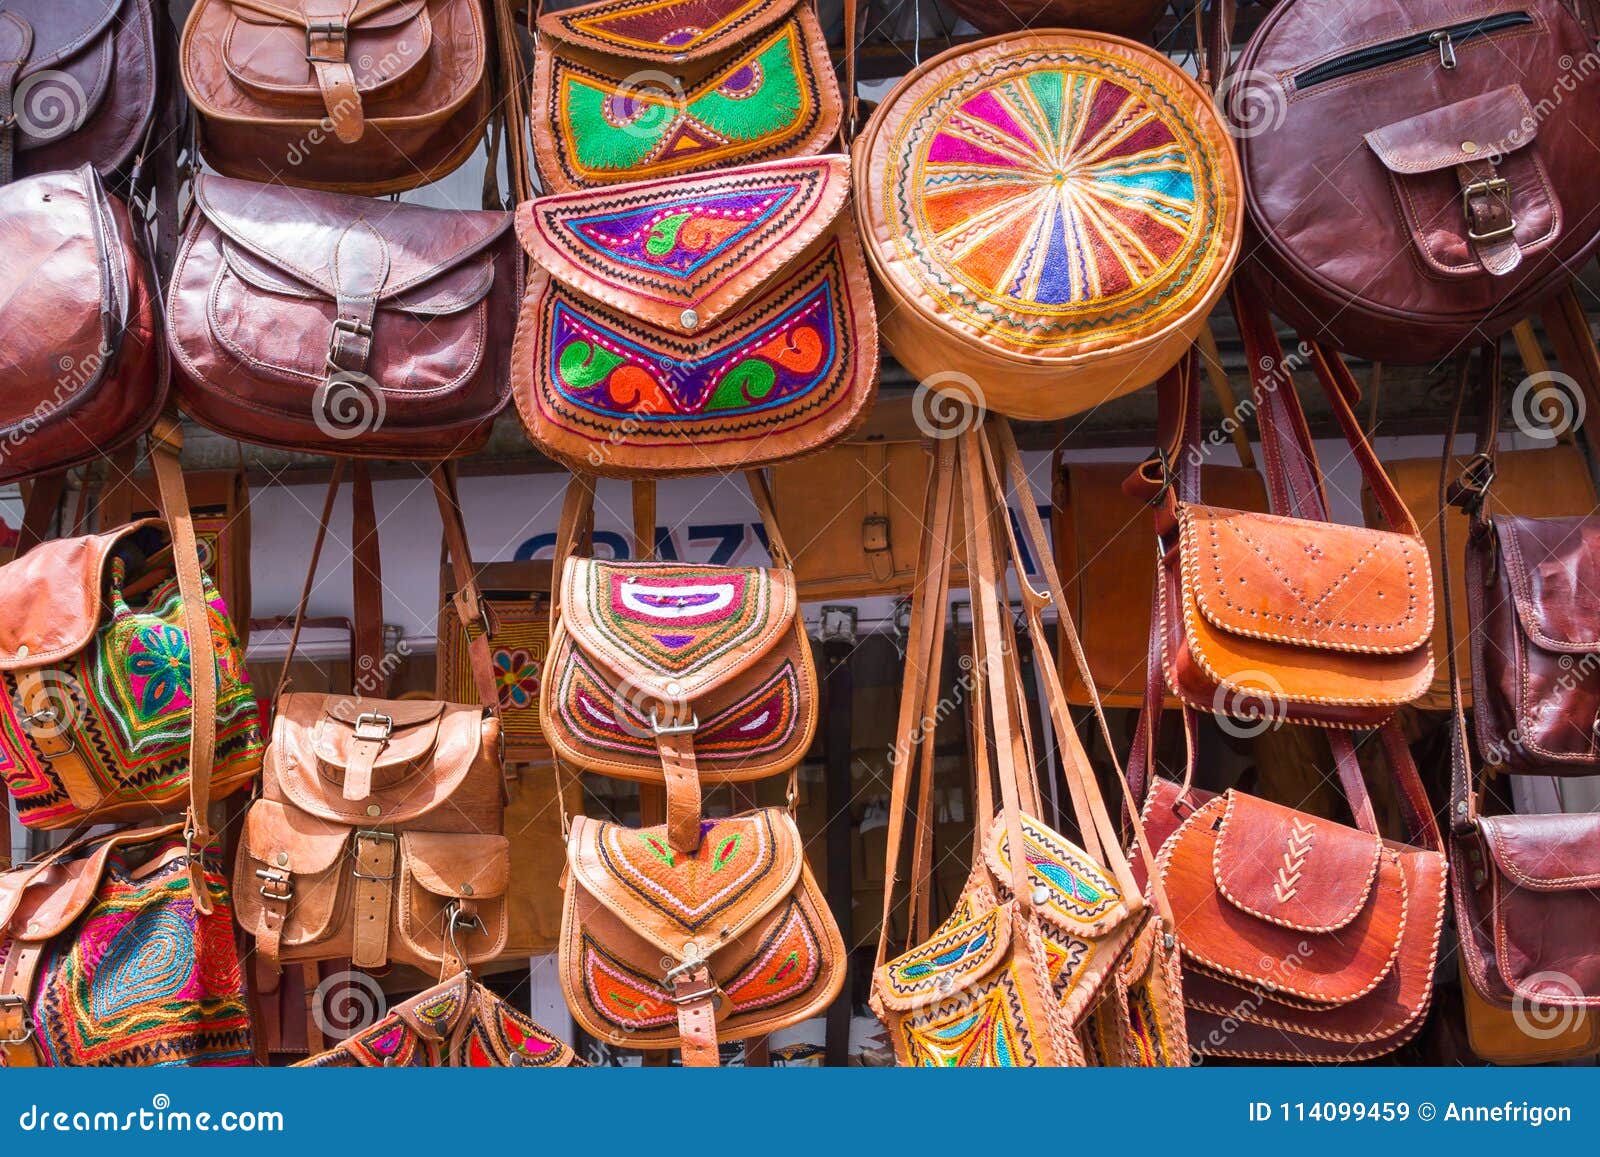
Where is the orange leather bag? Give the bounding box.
[854,30,1241,421]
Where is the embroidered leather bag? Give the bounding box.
[530,0,841,193]
[513,155,877,476]
[1149,303,1435,730]
[180,0,493,193]
[0,823,252,1067]
[871,428,1175,1067]
[168,174,520,460]
[0,425,262,832]
[540,472,818,846]
[854,30,1241,421]
[234,467,511,978]
[0,0,158,184]
[0,167,166,488]
[297,971,581,1067]
[438,560,550,764]
[1230,0,1600,360]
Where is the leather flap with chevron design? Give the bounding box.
[1211,792,1380,933]
[1179,504,1433,655]
[567,809,803,958]
[517,155,851,333]
[537,0,799,63]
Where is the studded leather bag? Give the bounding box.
[167,174,520,461]
[871,427,1183,1068]
[853,29,1241,422]
[1230,0,1600,361]
[233,466,511,980]
[529,0,842,193]
[512,155,877,477]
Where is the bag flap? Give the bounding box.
[983,813,1131,939]
[1213,792,1381,932]
[1479,812,1600,892]
[392,972,472,1041]
[875,901,1013,1013]
[559,558,798,702]
[240,798,349,876]
[229,0,423,31]
[536,0,797,62]
[193,174,510,308]
[0,521,158,670]
[566,808,803,959]
[517,155,849,333]
[1178,504,1433,654]
[314,698,445,783]
[1492,514,1600,651]
[1366,86,1537,176]
[12,0,120,73]
[401,831,511,899]
[222,0,430,105]
[219,239,496,316]
[272,692,485,825]
[0,841,117,941]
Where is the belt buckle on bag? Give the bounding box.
[649,707,700,736]
[353,711,393,742]
[351,829,398,881]
[305,19,348,63]
[255,867,294,902]
[1463,178,1516,243]
[0,994,34,1046]
[326,317,374,372]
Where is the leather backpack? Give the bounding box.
[179,0,517,194]
[513,155,878,476]
[1230,0,1600,360]
[0,0,158,184]
[530,0,841,193]
[167,174,520,461]
[854,30,1241,421]
[234,465,511,981]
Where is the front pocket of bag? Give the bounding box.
[396,830,510,964]
[233,799,352,949]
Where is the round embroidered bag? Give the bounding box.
[855,31,1242,421]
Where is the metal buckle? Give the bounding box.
[649,707,699,737]
[325,317,373,372]
[19,707,79,758]
[304,19,348,63]
[668,984,720,1006]
[860,514,890,554]
[1463,178,1515,243]
[352,711,393,742]
[255,867,293,902]
[0,994,32,1046]
[351,829,398,880]
[662,947,708,986]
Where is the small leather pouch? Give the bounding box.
[512,155,876,476]
[530,0,840,192]
[1365,86,1558,279]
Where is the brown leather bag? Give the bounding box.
[512,155,877,476]
[0,167,165,488]
[167,174,519,460]
[530,0,841,193]
[1232,0,1600,360]
[0,0,158,184]
[1148,300,1435,730]
[179,0,504,193]
[234,466,511,979]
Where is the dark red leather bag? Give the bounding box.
[166,174,519,459]
[1233,0,1600,360]
[0,166,164,486]
[0,0,158,184]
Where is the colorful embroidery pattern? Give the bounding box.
[549,0,779,60]
[575,561,774,679]
[988,813,1120,925]
[544,15,831,187]
[438,597,548,758]
[595,811,778,932]
[0,560,263,827]
[897,969,1039,1067]
[29,846,252,1067]
[884,906,1005,1000]
[883,48,1232,349]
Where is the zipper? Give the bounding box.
[1294,11,1533,89]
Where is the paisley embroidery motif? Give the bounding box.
[897,969,1040,1067]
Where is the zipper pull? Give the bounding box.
[1430,30,1458,69]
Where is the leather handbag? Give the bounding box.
[0,0,158,184]
[872,427,1179,1067]
[1460,958,1600,1064]
[168,174,520,461]
[512,155,877,476]
[0,822,252,1067]
[234,466,512,978]
[1147,298,1435,730]
[770,439,930,600]
[179,0,497,193]
[540,471,819,845]
[1230,0,1600,361]
[853,30,1241,421]
[0,167,166,488]
[530,0,841,193]
[437,560,550,764]
[939,0,1167,40]
[296,970,581,1066]
[0,422,262,832]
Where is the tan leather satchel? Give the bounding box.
[234,465,511,979]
